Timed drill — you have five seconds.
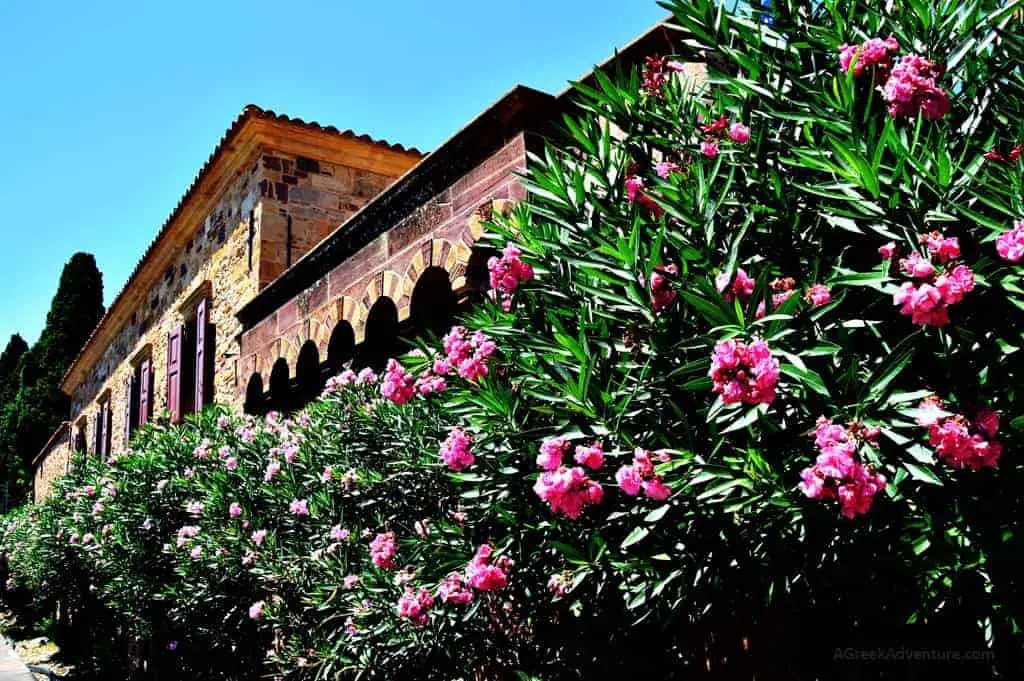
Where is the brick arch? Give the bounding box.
[278,335,301,371]
[308,308,335,358]
[361,270,410,322]
[404,238,475,300]
[335,296,368,344]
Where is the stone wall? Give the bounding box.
[33,423,70,504]
[60,143,417,478]
[238,133,530,391]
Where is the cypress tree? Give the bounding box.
[0,253,104,505]
[0,334,28,408]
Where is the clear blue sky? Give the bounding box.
[0,0,666,346]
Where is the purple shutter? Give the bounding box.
[138,358,151,426]
[194,299,208,410]
[103,401,112,456]
[167,326,183,423]
[124,374,134,442]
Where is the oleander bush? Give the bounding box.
[5,0,1024,678]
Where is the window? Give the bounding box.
[74,419,87,454]
[127,355,153,438]
[167,296,214,422]
[94,396,112,457]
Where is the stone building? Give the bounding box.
[32,20,688,500]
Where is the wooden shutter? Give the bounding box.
[92,413,101,455]
[124,374,134,442]
[167,326,183,423]
[103,401,112,456]
[194,299,209,411]
[138,358,152,427]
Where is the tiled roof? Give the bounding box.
[61,105,422,393]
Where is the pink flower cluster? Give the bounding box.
[176,525,200,548]
[370,532,397,570]
[437,572,474,605]
[838,36,899,78]
[644,264,678,312]
[288,499,309,516]
[397,587,434,627]
[488,243,535,311]
[437,326,497,382]
[917,399,1002,470]
[616,448,672,501]
[893,239,974,326]
[805,284,832,307]
[799,418,887,518]
[755,277,796,319]
[465,544,513,591]
[324,368,378,394]
[439,427,476,472]
[709,338,780,406]
[882,55,951,120]
[996,220,1024,263]
[381,359,417,404]
[715,268,755,303]
[641,54,686,97]
[624,168,664,218]
[698,114,751,159]
[533,438,604,519]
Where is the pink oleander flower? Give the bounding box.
[414,519,431,537]
[264,460,281,482]
[193,439,211,459]
[217,414,231,429]
[251,529,267,546]
[321,466,334,483]
[248,601,264,620]
[534,466,604,519]
[547,572,572,597]
[573,441,605,471]
[918,399,1002,470]
[330,525,350,542]
[82,533,94,544]
[439,427,476,472]
[343,574,360,589]
[839,35,900,77]
[537,436,571,471]
[397,588,434,627]
[729,123,751,144]
[996,220,1024,263]
[805,284,832,307]
[799,418,887,518]
[241,550,257,567]
[921,231,960,263]
[879,242,897,259]
[709,338,780,405]
[488,243,535,311]
[224,456,238,471]
[184,467,196,479]
[655,161,681,178]
[465,544,512,591]
[414,371,447,396]
[882,54,950,120]
[189,547,202,560]
[644,263,679,311]
[641,55,685,97]
[289,499,309,516]
[701,115,729,135]
[280,441,299,464]
[356,367,377,385]
[370,532,397,569]
[616,448,672,501]
[438,572,474,605]
[229,502,242,518]
[381,359,417,404]
[186,501,203,516]
[442,326,497,381]
[715,268,755,303]
[701,141,720,159]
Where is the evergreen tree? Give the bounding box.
[0,253,103,505]
[0,334,28,408]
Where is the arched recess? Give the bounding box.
[353,297,399,371]
[244,373,265,415]
[327,320,355,372]
[464,245,497,292]
[268,357,291,413]
[410,267,455,338]
[296,341,323,403]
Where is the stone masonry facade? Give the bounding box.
[50,109,421,491]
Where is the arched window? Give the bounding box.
[244,373,265,416]
[327,321,355,373]
[410,267,455,338]
[354,297,398,371]
[295,341,322,404]
[268,358,291,413]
